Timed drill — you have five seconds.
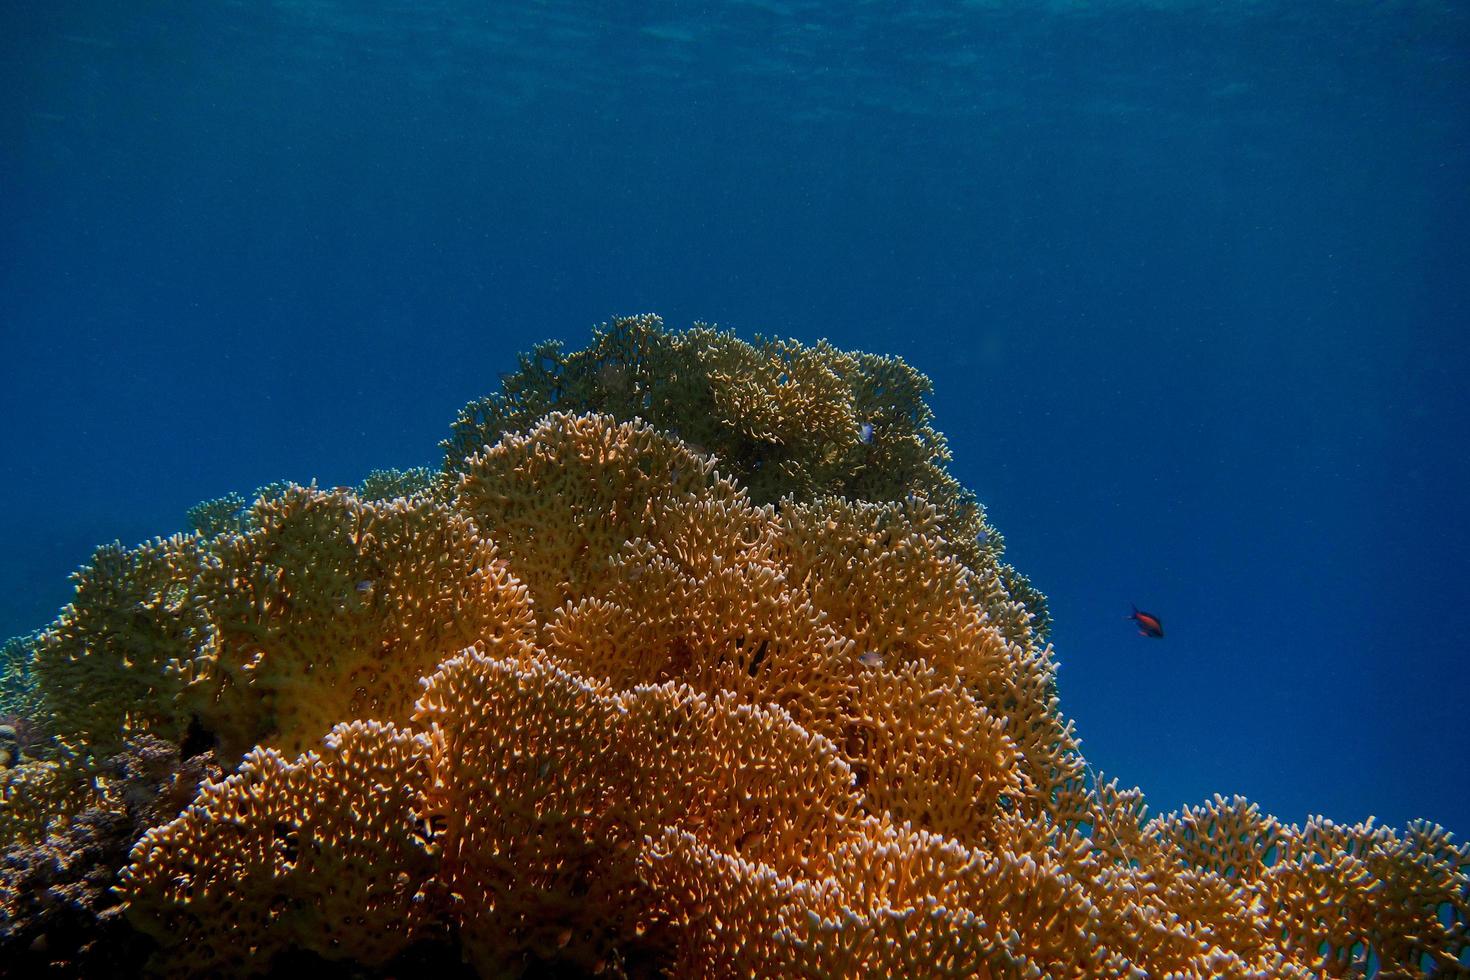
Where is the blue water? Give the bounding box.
[3,0,1467,835]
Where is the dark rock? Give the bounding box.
[0,735,222,977]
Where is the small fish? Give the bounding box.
[858,650,885,668]
[347,580,376,608]
[1127,604,1164,638]
[858,422,875,445]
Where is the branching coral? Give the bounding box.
[357,466,440,501]
[414,642,867,975]
[120,720,432,976]
[35,485,533,766]
[462,413,1071,827]
[178,484,535,762]
[443,313,1050,640]
[36,535,216,756]
[0,633,42,724]
[1,736,220,976]
[184,492,249,537]
[185,482,298,537]
[0,756,92,848]
[454,410,737,618]
[6,319,1468,978]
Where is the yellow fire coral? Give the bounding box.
[178,484,534,762]
[443,313,1050,639]
[120,641,868,977]
[457,412,1072,826]
[36,535,215,756]
[119,719,435,976]
[10,321,1469,978]
[454,409,738,618]
[0,634,42,723]
[34,485,533,766]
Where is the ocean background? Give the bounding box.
[2,0,1466,837]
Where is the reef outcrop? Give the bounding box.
[2,316,1465,978]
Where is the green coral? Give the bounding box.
[189,473,434,537]
[357,466,439,501]
[444,314,1050,638]
[35,536,215,757]
[0,634,41,722]
[184,492,249,537]
[185,481,302,536]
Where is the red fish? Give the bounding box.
[1128,604,1164,638]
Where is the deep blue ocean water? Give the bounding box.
[3,0,1466,837]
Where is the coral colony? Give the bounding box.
[2,315,1466,977]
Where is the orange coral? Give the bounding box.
[8,323,1466,978]
[33,486,534,766]
[415,642,866,975]
[466,414,1072,823]
[454,410,733,618]
[119,719,435,976]
[178,484,534,761]
[443,314,1050,638]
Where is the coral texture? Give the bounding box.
[119,720,432,975]
[1,736,220,976]
[4,319,1467,978]
[176,484,534,762]
[357,466,440,501]
[36,535,216,757]
[443,313,1049,640]
[0,633,42,723]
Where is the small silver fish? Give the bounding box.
[858,650,885,668]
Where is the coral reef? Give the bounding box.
[1,633,42,723]
[36,487,534,766]
[184,482,297,538]
[119,720,432,975]
[444,313,1049,640]
[175,484,534,762]
[0,736,220,976]
[35,535,216,758]
[357,466,440,501]
[2,319,1466,978]
[184,492,250,538]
